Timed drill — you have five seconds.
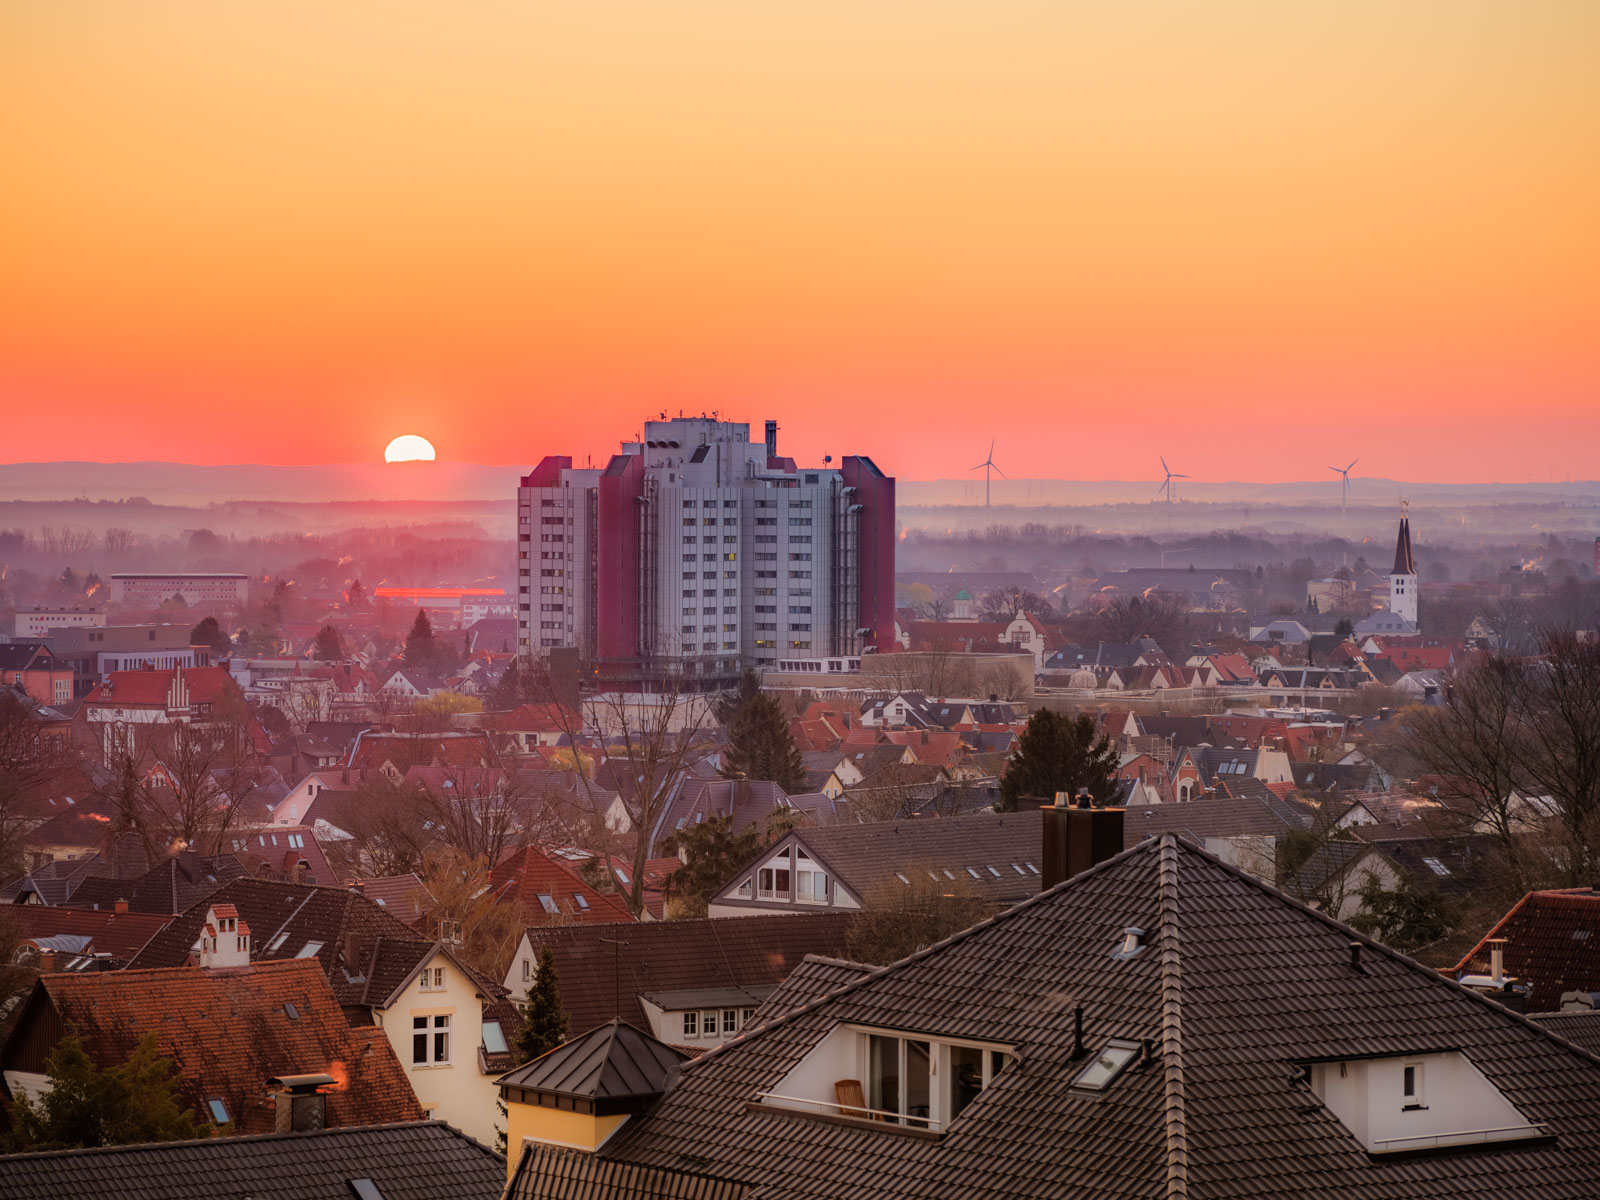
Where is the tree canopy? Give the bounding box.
[189,616,231,657]
[5,1029,208,1152]
[312,624,345,661]
[516,946,570,1064]
[718,671,806,792]
[661,814,769,918]
[998,709,1120,811]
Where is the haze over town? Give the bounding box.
[4,2,1600,1198]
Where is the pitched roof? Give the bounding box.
[498,1019,686,1102]
[0,1121,503,1200]
[1,906,171,963]
[1392,512,1417,575]
[490,846,636,924]
[1529,1010,1600,1058]
[589,836,1600,1198]
[523,914,853,1033]
[126,877,425,1010]
[84,665,235,709]
[1451,889,1600,1013]
[4,961,422,1134]
[507,1142,750,1200]
[784,810,1044,906]
[65,851,246,915]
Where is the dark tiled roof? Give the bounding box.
[126,877,425,1010]
[66,851,246,915]
[507,1142,750,1200]
[1529,1010,1600,1058]
[1122,791,1315,847]
[0,1121,502,1200]
[745,955,874,1028]
[524,914,852,1033]
[1,906,170,962]
[1451,889,1600,1013]
[590,836,1600,1198]
[499,1019,685,1100]
[3,962,422,1134]
[788,810,1044,905]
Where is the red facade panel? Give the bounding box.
[842,456,896,654]
[596,453,644,663]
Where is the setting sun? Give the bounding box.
[384,434,435,463]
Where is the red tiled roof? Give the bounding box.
[5,907,171,961]
[11,960,422,1133]
[84,666,236,709]
[1451,889,1600,1012]
[489,846,636,924]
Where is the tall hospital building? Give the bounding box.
[516,417,895,686]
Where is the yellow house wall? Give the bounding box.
[504,1101,628,1182]
[377,953,502,1149]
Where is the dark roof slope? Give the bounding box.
[524,914,852,1033]
[1529,1011,1600,1058]
[792,809,1044,904]
[0,1121,502,1200]
[508,1142,750,1200]
[592,836,1600,1199]
[126,877,425,1011]
[499,1019,685,1100]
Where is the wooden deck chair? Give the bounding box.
[834,1079,869,1120]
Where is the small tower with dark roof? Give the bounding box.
[1388,502,1418,626]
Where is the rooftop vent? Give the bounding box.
[1111,927,1146,960]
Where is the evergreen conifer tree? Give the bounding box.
[313,624,344,661]
[404,609,437,669]
[998,709,1120,811]
[515,946,570,1064]
[719,673,806,792]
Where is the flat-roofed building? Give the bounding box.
[13,605,105,640]
[108,572,248,609]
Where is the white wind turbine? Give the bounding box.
[971,438,1006,508]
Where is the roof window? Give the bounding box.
[266,932,289,953]
[573,893,590,911]
[1071,1039,1141,1092]
[347,1181,385,1200]
[894,872,910,885]
[296,941,324,958]
[206,1097,230,1124]
[284,1002,300,1021]
[482,1020,508,1054]
[537,893,560,914]
[1422,857,1450,877]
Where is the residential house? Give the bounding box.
[1450,888,1600,1012]
[506,831,1600,1197]
[504,914,853,1048]
[0,953,421,1134]
[81,665,254,766]
[706,810,1045,917]
[489,845,637,925]
[0,644,73,707]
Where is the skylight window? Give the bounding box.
[284,1002,300,1021]
[1072,1039,1141,1092]
[573,893,590,911]
[266,932,289,952]
[481,1020,508,1054]
[206,1097,230,1124]
[986,866,1001,877]
[966,867,979,879]
[1422,857,1450,877]
[537,893,560,914]
[296,941,325,958]
[1025,862,1039,874]
[347,1180,385,1200]
[894,872,910,885]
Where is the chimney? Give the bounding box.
[344,930,362,976]
[37,948,55,971]
[1488,937,1506,984]
[114,898,129,915]
[270,1075,333,1133]
[198,904,250,969]
[764,419,778,459]
[1041,788,1125,889]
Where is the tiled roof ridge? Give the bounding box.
[1156,838,1188,1200]
[44,958,317,985]
[1446,886,1550,974]
[681,832,1164,1075]
[0,1119,484,1163]
[794,953,877,972]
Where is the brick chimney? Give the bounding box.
[1041,788,1125,889]
[114,898,129,915]
[269,1074,332,1133]
[198,903,250,969]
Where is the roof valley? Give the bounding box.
[1157,837,1189,1200]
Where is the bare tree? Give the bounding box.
[844,867,990,965]
[1511,631,1600,882]
[526,659,712,917]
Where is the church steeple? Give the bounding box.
[1391,502,1416,576]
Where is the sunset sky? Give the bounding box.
[3,3,1596,482]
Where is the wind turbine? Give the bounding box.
[1331,457,1356,566]
[1328,458,1358,525]
[971,438,1006,508]
[1156,455,1188,504]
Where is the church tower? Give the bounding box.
[1388,503,1418,626]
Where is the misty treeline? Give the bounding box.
[898,522,1596,589]
[0,522,512,601]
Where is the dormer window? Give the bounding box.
[1305,1051,1545,1154]
[759,1025,1016,1132]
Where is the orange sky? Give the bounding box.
[2,3,1597,482]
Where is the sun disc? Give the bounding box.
[384,434,436,463]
